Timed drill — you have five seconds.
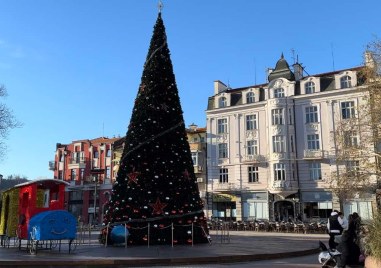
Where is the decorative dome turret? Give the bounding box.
[268,53,295,82]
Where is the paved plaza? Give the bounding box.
[0,231,327,267]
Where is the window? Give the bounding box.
[93,150,99,158]
[309,162,322,180]
[58,171,63,180]
[218,143,228,158]
[247,140,258,155]
[80,168,85,181]
[191,152,198,166]
[272,135,285,153]
[290,135,294,153]
[271,108,284,125]
[60,154,64,162]
[106,167,111,179]
[219,97,227,108]
[274,163,286,181]
[344,131,358,147]
[305,81,315,94]
[219,168,228,183]
[288,108,293,125]
[248,166,259,183]
[340,75,352,88]
[307,134,320,150]
[217,118,227,134]
[305,106,318,123]
[346,160,360,176]
[71,169,77,181]
[341,101,355,119]
[106,149,111,157]
[274,88,284,98]
[246,114,257,130]
[246,92,255,103]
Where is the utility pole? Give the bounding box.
[93,175,98,225]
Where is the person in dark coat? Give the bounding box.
[327,210,343,249]
[336,213,361,267]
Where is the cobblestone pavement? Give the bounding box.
[0,231,327,267]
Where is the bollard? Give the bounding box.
[124,223,128,248]
[104,224,109,248]
[147,223,150,248]
[192,223,194,247]
[171,223,174,248]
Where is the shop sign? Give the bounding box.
[212,193,237,202]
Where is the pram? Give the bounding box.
[318,241,342,268]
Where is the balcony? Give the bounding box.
[68,156,87,169]
[268,180,298,198]
[243,154,266,163]
[303,149,324,159]
[189,143,204,151]
[48,161,55,171]
[194,165,204,173]
[269,152,287,160]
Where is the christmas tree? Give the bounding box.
[103,11,209,245]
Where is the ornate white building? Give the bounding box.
[206,54,375,222]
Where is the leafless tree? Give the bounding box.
[0,84,22,159]
[329,39,381,210]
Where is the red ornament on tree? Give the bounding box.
[127,169,140,185]
[149,197,167,215]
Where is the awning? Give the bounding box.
[301,191,332,202]
[212,193,237,202]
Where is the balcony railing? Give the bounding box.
[48,161,55,171]
[268,180,298,197]
[303,149,324,159]
[244,154,266,162]
[69,156,87,164]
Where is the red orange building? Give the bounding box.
[51,137,124,224]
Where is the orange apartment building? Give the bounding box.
[50,137,124,224]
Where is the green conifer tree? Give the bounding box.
[103,12,209,245]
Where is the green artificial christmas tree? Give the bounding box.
[103,11,209,245]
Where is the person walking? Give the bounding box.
[338,212,348,230]
[327,210,343,250]
[336,213,361,267]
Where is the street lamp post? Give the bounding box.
[93,176,98,225]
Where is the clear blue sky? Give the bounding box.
[0,0,380,180]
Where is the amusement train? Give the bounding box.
[0,179,77,254]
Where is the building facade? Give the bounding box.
[206,54,376,222]
[50,137,123,224]
[50,127,208,224]
[186,124,207,215]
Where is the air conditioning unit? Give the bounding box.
[197,177,203,183]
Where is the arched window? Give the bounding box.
[219,97,227,108]
[246,92,255,103]
[305,81,315,94]
[340,75,352,89]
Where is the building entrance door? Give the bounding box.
[274,200,294,222]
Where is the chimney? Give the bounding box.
[293,62,304,81]
[214,80,228,95]
[266,68,274,82]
